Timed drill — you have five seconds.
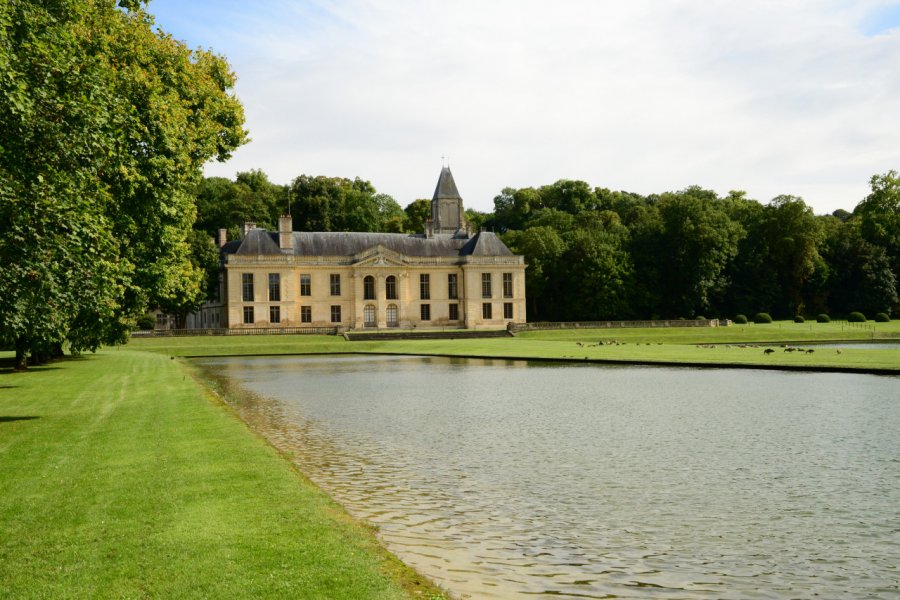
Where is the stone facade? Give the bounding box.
[203,168,526,331]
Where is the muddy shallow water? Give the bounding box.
[198,355,900,599]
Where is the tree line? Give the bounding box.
[492,177,898,322]
[193,169,898,324]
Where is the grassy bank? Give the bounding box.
[129,321,900,373]
[0,350,443,599]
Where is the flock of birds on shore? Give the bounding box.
[567,341,843,356]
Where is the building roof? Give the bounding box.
[226,230,514,258]
[233,228,282,255]
[432,167,462,201]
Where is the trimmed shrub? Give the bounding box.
[734,314,748,324]
[816,313,831,323]
[875,312,891,322]
[136,314,156,330]
[754,312,773,324]
[848,311,867,323]
[793,315,805,323]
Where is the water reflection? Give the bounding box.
[198,355,900,599]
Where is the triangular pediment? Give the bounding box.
[353,245,407,266]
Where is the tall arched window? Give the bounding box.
[363,276,375,300]
[364,304,376,327]
[385,275,397,300]
[386,304,398,327]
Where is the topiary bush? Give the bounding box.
[754,312,773,324]
[848,311,867,322]
[794,315,805,323]
[734,314,748,324]
[874,312,891,322]
[136,314,156,330]
[816,313,831,323]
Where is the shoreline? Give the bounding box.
[182,346,900,377]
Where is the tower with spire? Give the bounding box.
[430,166,467,236]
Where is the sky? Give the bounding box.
[149,0,900,215]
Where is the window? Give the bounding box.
[504,302,513,319]
[300,274,311,296]
[482,302,492,319]
[330,274,341,296]
[330,305,342,323]
[448,274,458,299]
[155,313,167,329]
[449,303,459,321]
[419,274,430,299]
[386,304,398,327]
[482,273,492,298]
[364,276,375,300]
[420,304,431,321]
[269,305,281,324]
[364,304,376,327]
[300,306,312,323]
[242,306,254,324]
[386,275,397,300]
[268,273,281,301]
[503,273,513,298]
[242,273,254,302]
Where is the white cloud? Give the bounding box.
[164,0,900,214]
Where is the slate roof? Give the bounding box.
[432,167,461,201]
[234,228,282,255]
[226,230,514,258]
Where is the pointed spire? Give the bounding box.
[432,166,461,201]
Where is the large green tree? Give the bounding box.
[503,226,566,320]
[194,170,286,237]
[288,175,401,233]
[821,220,896,315]
[646,189,744,317]
[0,0,246,368]
[855,171,900,294]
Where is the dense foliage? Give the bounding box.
[0,0,246,367]
[480,178,898,322]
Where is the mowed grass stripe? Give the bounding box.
[128,321,900,373]
[0,350,440,599]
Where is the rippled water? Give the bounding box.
[198,355,900,599]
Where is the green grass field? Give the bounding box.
[0,350,444,599]
[129,321,900,373]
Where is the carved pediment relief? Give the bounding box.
[353,245,407,267]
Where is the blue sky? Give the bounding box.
[862,3,900,35]
[149,0,900,215]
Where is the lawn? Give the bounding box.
[518,319,900,344]
[129,321,900,374]
[0,349,444,599]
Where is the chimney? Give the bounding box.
[278,215,293,251]
[242,221,256,237]
[217,228,227,248]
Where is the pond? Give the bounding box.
[198,355,900,599]
[799,341,900,350]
